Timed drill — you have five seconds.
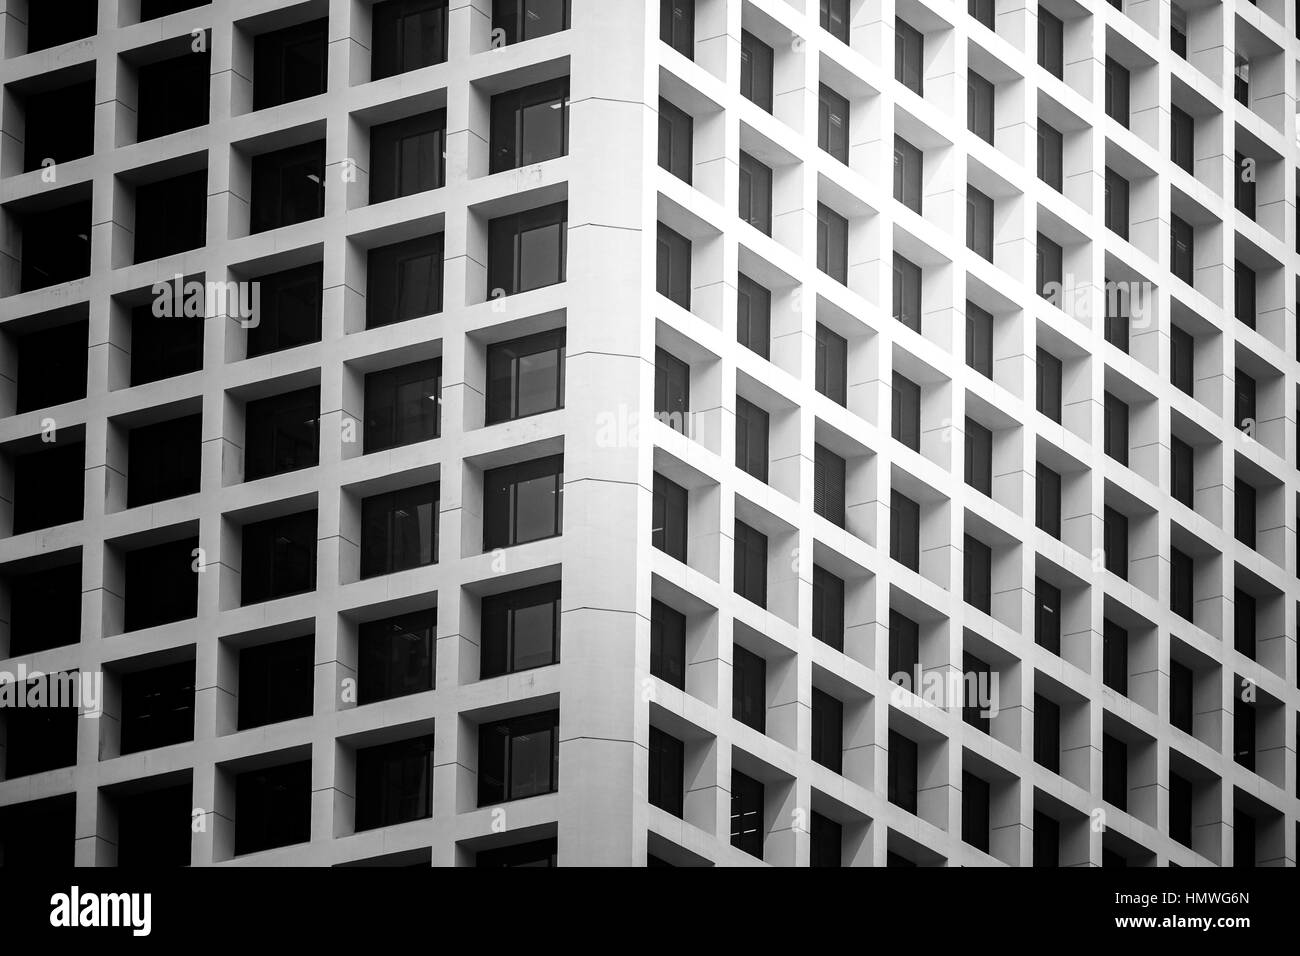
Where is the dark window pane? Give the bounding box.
[371,109,446,202]
[656,222,692,308]
[489,78,569,174]
[658,97,694,182]
[650,599,687,690]
[736,272,771,358]
[482,455,564,550]
[733,519,767,608]
[740,30,774,112]
[815,323,848,405]
[487,202,567,297]
[355,734,435,831]
[493,0,569,45]
[654,347,691,432]
[477,710,560,806]
[359,482,440,578]
[358,608,436,704]
[253,19,327,111]
[367,234,444,328]
[812,565,844,652]
[244,387,320,481]
[652,472,688,562]
[481,582,560,678]
[486,329,565,425]
[372,0,449,80]
[364,358,442,453]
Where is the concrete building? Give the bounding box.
[0,0,1296,866]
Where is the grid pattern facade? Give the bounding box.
[0,0,1296,867]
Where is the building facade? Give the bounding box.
[0,0,1296,867]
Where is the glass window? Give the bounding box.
[737,151,772,235]
[1104,167,1129,240]
[810,811,842,867]
[968,71,994,143]
[892,253,922,332]
[1104,506,1128,580]
[733,519,768,607]
[821,0,850,42]
[360,482,440,578]
[477,710,560,806]
[648,727,685,817]
[816,202,848,283]
[1103,618,1128,695]
[486,329,565,424]
[656,222,692,308]
[892,372,921,451]
[355,734,435,831]
[358,608,436,704]
[1035,577,1061,654]
[1171,547,1193,620]
[244,386,320,481]
[735,396,769,482]
[1038,8,1063,78]
[253,19,327,111]
[1034,696,1060,772]
[966,301,993,377]
[1235,260,1256,329]
[659,0,694,58]
[888,729,918,813]
[237,634,314,730]
[1037,120,1062,190]
[1105,57,1130,126]
[493,0,570,45]
[740,30,774,112]
[890,490,920,571]
[487,201,567,297]
[654,347,691,433]
[889,609,919,682]
[815,323,848,405]
[367,233,444,328]
[733,644,766,732]
[895,18,923,94]
[250,141,325,234]
[963,534,991,614]
[730,770,763,857]
[1171,214,1194,284]
[969,0,994,29]
[743,270,769,356]
[1036,348,1062,422]
[241,510,317,605]
[364,358,441,453]
[812,565,845,652]
[658,97,693,183]
[967,186,994,260]
[248,262,322,358]
[1171,105,1194,173]
[489,77,569,173]
[818,83,849,163]
[964,418,992,497]
[893,136,923,213]
[652,472,688,562]
[1170,325,1193,393]
[1104,391,1129,466]
[1036,232,1062,302]
[372,0,448,79]
[811,687,843,773]
[1171,435,1193,506]
[483,455,564,549]
[1036,463,1061,537]
[650,599,687,689]
[481,582,561,678]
